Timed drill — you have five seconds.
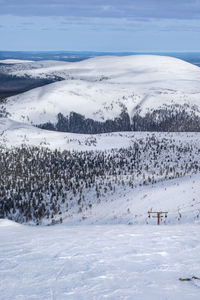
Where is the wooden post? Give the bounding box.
[157,212,160,225]
[148,211,168,225]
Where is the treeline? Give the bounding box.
[132,104,200,132]
[39,110,131,134]
[38,104,200,134]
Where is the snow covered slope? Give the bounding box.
[1,118,200,225]
[0,118,134,150]
[67,173,200,226]
[1,221,200,300]
[4,55,200,133]
[1,117,200,151]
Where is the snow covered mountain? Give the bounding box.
[3,55,200,133]
[1,55,200,300]
[1,55,200,226]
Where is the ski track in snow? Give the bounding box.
[0,221,200,300]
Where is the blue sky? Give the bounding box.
[0,0,200,51]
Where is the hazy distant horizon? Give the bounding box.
[1,50,200,66]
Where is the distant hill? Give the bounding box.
[3,55,200,133]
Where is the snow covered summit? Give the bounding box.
[4,55,200,133]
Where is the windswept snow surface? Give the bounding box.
[0,221,200,300]
[5,55,200,125]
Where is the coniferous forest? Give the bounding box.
[1,134,200,224]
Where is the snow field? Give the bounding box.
[0,221,200,300]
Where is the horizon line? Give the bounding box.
[1,50,200,54]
